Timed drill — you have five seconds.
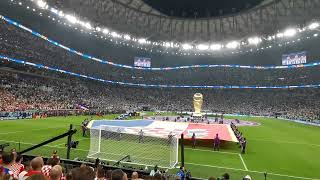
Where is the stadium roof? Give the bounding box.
[141,0,264,18]
[48,0,320,41]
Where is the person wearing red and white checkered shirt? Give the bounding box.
[41,157,60,178]
[10,154,24,178]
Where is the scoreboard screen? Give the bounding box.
[134,57,151,67]
[282,51,307,65]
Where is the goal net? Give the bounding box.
[87,125,179,168]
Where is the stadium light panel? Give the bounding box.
[309,22,319,30]
[197,44,209,51]
[95,27,101,32]
[65,15,77,24]
[102,29,109,34]
[276,33,284,38]
[123,34,131,40]
[283,28,297,37]
[50,8,58,14]
[248,37,261,45]
[58,11,64,17]
[111,32,120,38]
[84,23,92,29]
[37,0,47,9]
[226,41,239,49]
[182,43,192,50]
[210,44,222,51]
[164,42,172,47]
[138,38,147,44]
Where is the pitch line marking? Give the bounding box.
[0,126,71,135]
[185,162,320,180]
[238,154,248,171]
[185,147,239,155]
[249,138,320,147]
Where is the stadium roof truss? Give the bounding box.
[55,0,320,42]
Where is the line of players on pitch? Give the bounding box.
[191,132,246,154]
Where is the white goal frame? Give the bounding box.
[87,125,179,168]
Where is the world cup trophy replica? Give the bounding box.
[193,93,203,118]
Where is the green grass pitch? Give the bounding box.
[0,114,320,180]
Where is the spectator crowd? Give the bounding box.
[0,66,319,121]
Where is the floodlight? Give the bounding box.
[65,15,77,24]
[58,11,64,17]
[226,41,239,49]
[37,0,47,9]
[283,28,297,37]
[248,37,261,45]
[309,22,319,30]
[102,29,109,34]
[84,23,92,29]
[111,32,120,37]
[164,42,172,47]
[197,44,209,51]
[123,34,131,40]
[95,27,101,31]
[50,8,58,14]
[210,44,222,50]
[314,33,318,37]
[182,43,192,50]
[138,38,147,44]
[276,33,284,38]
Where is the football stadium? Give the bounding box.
[0,0,320,180]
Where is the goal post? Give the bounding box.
[87,125,179,168]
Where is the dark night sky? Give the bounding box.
[142,0,264,18]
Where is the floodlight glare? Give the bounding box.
[111,32,120,37]
[84,23,92,29]
[226,41,239,49]
[123,34,131,40]
[65,15,77,24]
[95,27,101,31]
[210,44,222,50]
[58,11,64,17]
[163,42,172,47]
[283,28,297,37]
[37,0,47,9]
[197,44,209,51]
[138,38,147,44]
[102,29,109,34]
[248,37,261,45]
[182,43,192,50]
[309,22,319,30]
[276,33,284,38]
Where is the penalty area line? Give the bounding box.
[185,147,239,155]
[238,154,248,171]
[184,162,319,180]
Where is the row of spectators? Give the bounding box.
[0,19,320,87]
[0,150,251,180]
[0,150,168,180]
[0,67,319,121]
